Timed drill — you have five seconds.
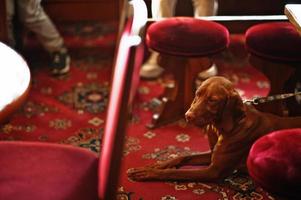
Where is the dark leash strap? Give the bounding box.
[244,91,301,105]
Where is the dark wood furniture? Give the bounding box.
[0,0,8,42]
[144,0,286,17]
[145,15,287,128]
[0,0,123,43]
[42,0,123,22]
[0,0,288,42]
[147,55,213,128]
[285,4,301,35]
[145,18,229,129]
[284,4,301,116]
[245,20,301,116]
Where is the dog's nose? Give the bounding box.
[185,111,195,122]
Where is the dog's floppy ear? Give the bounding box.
[218,89,245,133]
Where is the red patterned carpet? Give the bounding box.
[0,21,283,200]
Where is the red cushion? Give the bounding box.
[146,17,229,57]
[0,141,98,200]
[247,129,301,198]
[245,22,301,62]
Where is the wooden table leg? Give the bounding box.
[147,55,212,129]
[249,55,295,116]
[285,67,301,116]
[147,56,186,128]
[184,57,212,109]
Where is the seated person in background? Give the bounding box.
[5,0,70,76]
[140,0,219,79]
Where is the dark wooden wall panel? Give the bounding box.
[0,0,8,42]
[218,0,285,15]
[144,0,286,17]
[0,0,288,43]
[0,0,122,42]
[42,0,122,22]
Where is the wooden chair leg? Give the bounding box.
[147,55,212,129]
[147,56,186,128]
[285,68,301,116]
[249,55,295,116]
[184,57,212,109]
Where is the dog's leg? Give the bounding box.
[127,152,213,181]
[128,165,221,182]
[180,151,212,166]
[138,151,212,170]
[128,150,241,182]
[278,116,301,129]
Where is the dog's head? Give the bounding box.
[185,76,245,133]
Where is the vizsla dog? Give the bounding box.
[127,76,301,182]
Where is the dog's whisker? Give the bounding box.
[205,124,210,132]
[213,125,220,136]
[203,124,220,136]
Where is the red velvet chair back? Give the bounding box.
[0,142,99,200]
[98,0,147,199]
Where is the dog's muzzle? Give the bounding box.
[185,110,195,122]
[185,109,216,128]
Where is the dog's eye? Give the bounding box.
[195,92,201,98]
[208,97,218,103]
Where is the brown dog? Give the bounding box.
[127,76,301,182]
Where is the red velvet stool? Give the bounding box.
[146,17,229,128]
[245,22,301,116]
[247,128,301,199]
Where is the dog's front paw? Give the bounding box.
[127,167,161,181]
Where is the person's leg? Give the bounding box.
[151,0,177,18]
[141,0,177,79]
[192,0,219,87]
[140,51,164,79]
[192,0,218,17]
[17,0,70,75]
[5,0,16,48]
[17,0,64,52]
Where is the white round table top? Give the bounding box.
[0,42,31,113]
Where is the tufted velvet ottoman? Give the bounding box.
[247,128,301,198]
[146,17,229,128]
[245,22,301,116]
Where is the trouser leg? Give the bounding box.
[192,0,218,17]
[17,0,65,53]
[141,0,178,79]
[151,0,177,18]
